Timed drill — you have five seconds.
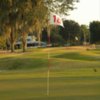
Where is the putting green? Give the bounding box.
[0,47,100,100]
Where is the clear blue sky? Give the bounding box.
[66,0,100,25]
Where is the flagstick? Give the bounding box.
[46,12,64,96]
[47,49,50,96]
[47,26,51,96]
[47,56,50,96]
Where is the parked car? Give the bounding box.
[15,36,47,49]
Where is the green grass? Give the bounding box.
[0,70,100,100]
[54,52,100,61]
[0,47,100,100]
[0,57,48,70]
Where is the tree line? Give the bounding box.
[0,0,78,52]
[0,0,100,52]
[42,20,100,46]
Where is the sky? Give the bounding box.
[66,0,100,25]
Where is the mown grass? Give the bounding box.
[0,48,100,70]
[0,47,100,100]
[54,52,100,61]
[0,57,48,70]
[0,70,100,100]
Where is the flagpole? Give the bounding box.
[47,26,51,96]
[47,54,50,96]
[46,12,64,96]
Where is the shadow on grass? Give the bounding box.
[54,52,100,61]
[0,57,48,70]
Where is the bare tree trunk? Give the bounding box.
[37,30,41,47]
[47,26,51,47]
[10,26,15,52]
[84,33,86,46]
[22,32,27,52]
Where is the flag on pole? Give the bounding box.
[47,12,64,96]
[49,13,64,27]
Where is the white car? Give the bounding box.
[15,36,46,48]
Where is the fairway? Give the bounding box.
[0,47,100,100]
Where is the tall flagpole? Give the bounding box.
[46,12,64,96]
[47,25,51,96]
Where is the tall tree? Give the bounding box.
[59,20,81,45]
[16,0,48,51]
[89,21,100,44]
[0,0,45,52]
[45,0,79,15]
[44,0,79,46]
[80,25,90,45]
[0,0,22,52]
[33,0,48,46]
[0,0,10,50]
[0,0,79,51]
